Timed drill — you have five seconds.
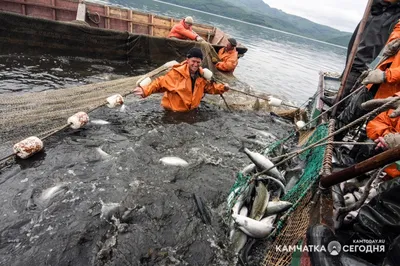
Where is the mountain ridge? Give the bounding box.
[161,0,352,46]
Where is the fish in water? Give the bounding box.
[230,207,249,254]
[231,187,248,216]
[265,201,292,216]
[230,206,249,240]
[260,214,277,224]
[96,147,111,159]
[284,166,303,191]
[193,194,212,225]
[91,119,110,125]
[40,184,68,202]
[99,199,128,222]
[249,182,269,221]
[233,214,274,238]
[159,156,189,167]
[258,175,286,195]
[331,184,345,230]
[343,210,359,224]
[239,146,285,184]
[344,193,357,206]
[240,163,256,176]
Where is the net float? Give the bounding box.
[106,94,124,108]
[13,136,43,159]
[67,111,89,129]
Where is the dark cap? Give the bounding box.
[228,38,237,47]
[186,47,203,60]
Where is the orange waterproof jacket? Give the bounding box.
[168,20,197,40]
[367,21,400,99]
[216,47,238,72]
[142,63,226,112]
[366,105,400,178]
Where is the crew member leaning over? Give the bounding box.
[168,16,204,42]
[363,92,400,178]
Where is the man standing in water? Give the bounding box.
[133,48,230,112]
[214,38,239,73]
[168,16,205,42]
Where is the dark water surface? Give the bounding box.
[0,51,296,265]
[0,95,293,265]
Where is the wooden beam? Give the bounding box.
[76,2,86,21]
[105,6,110,29]
[3,0,76,12]
[332,0,374,115]
[320,146,400,188]
[149,14,154,36]
[21,0,26,15]
[128,10,133,33]
[51,0,56,20]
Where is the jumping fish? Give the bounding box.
[233,214,274,239]
[265,201,292,216]
[159,156,189,167]
[239,147,285,183]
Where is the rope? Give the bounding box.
[254,96,400,179]
[261,80,365,156]
[271,141,375,162]
[86,11,100,24]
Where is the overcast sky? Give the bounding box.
[263,0,367,32]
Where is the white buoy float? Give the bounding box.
[13,136,43,159]
[139,77,152,87]
[106,94,124,108]
[296,120,306,130]
[267,96,283,107]
[67,111,89,129]
[202,68,213,81]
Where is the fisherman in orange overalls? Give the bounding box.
[336,19,400,135]
[168,16,204,42]
[213,38,239,73]
[362,92,400,178]
[132,48,230,112]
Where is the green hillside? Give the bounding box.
[162,0,352,46]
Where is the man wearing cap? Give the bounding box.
[214,38,239,73]
[132,48,230,112]
[168,16,205,42]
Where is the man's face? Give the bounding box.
[226,43,234,51]
[184,21,191,29]
[187,57,202,74]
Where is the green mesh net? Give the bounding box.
[271,123,328,236]
[226,123,328,236]
[226,172,251,214]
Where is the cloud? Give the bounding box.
[263,0,366,32]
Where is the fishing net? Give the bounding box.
[0,11,261,158]
[262,123,329,266]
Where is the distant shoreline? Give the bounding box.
[153,0,347,49]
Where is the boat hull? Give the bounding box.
[0,0,247,56]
